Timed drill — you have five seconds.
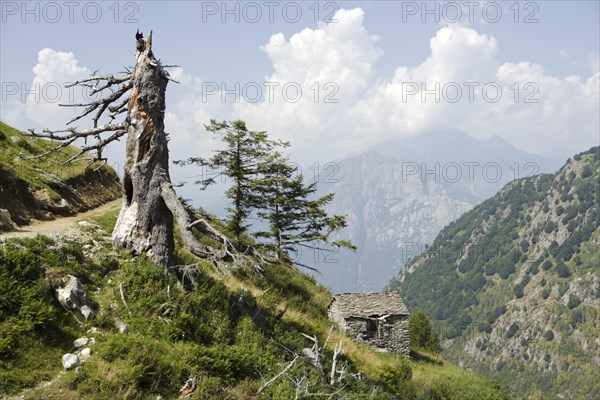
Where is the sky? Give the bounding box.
[1,0,599,201]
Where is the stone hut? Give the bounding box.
[328,292,410,356]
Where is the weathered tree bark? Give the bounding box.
[23,31,252,270]
[111,32,174,266]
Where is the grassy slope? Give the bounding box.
[0,121,120,224]
[0,206,512,399]
[0,121,97,190]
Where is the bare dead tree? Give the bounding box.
[21,31,241,269]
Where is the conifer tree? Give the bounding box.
[253,153,355,264]
[175,119,287,240]
[408,309,440,353]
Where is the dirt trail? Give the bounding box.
[0,199,122,239]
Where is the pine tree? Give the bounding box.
[253,153,355,265]
[408,309,440,353]
[176,119,287,240]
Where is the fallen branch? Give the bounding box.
[258,355,299,394]
[119,282,130,314]
[330,340,343,386]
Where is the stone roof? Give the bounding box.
[330,292,409,318]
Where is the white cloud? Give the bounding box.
[5,8,598,169]
[354,24,499,136]
[226,12,598,161]
[25,48,91,129]
[234,8,383,159]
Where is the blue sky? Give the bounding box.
[1,1,599,178]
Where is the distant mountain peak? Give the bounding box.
[312,129,563,294]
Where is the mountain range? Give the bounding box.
[311,129,562,293]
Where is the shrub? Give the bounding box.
[556,262,572,278]
[570,309,583,328]
[513,285,524,299]
[545,330,554,341]
[506,323,519,339]
[581,165,592,178]
[567,294,581,309]
[0,239,65,359]
[378,363,416,399]
[487,305,507,324]
[542,260,553,271]
[421,381,451,400]
[527,264,539,275]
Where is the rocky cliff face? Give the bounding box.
[389,146,600,399]
[311,130,560,293]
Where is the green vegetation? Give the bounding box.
[408,310,440,353]
[0,121,118,196]
[253,151,355,262]
[0,121,120,225]
[388,146,600,399]
[0,223,511,399]
[175,119,288,240]
[176,119,354,262]
[0,236,116,394]
[0,120,527,399]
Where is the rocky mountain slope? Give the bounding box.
[389,146,600,399]
[0,122,121,230]
[312,130,560,293]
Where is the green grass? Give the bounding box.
[85,207,120,233]
[0,121,120,203]
[0,207,513,399]
[1,121,88,185]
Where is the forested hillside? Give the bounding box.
[389,146,600,399]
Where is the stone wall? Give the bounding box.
[342,316,410,357]
[328,299,346,328]
[328,293,411,357]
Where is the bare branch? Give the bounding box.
[330,340,343,386]
[20,122,127,163]
[61,80,133,127]
[119,282,131,314]
[168,263,203,288]
[60,128,127,165]
[22,68,132,165]
[64,73,132,90]
[323,325,334,349]
[258,355,299,394]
